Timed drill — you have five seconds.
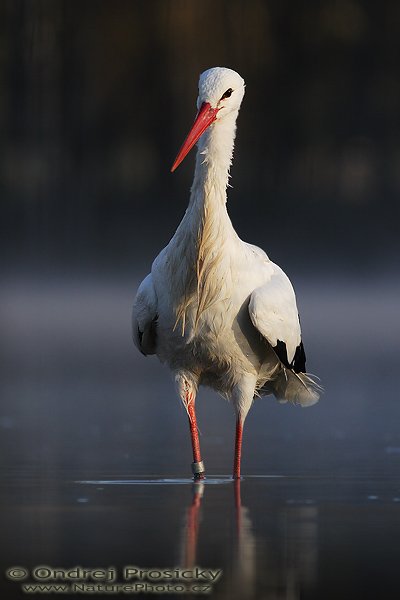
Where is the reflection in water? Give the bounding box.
[231,479,257,600]
[180,482,204,568]
[3,475,399,599]
[178,480,318,599]
[270,505,318,600]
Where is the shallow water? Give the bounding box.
[1,473,400,599]
[1,275,400,599]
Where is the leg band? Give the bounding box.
[191,461,205,475]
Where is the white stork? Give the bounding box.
[132,67,321,480]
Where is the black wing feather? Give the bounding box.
[273,339,306,373]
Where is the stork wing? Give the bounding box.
[248,265,306,373]
[132,273,158,355]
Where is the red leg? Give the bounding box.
[187,399,205,480]
[233,417,243,479]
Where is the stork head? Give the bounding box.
[197,67,245,116]
[171,67,245,172]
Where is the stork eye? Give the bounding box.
[221,88,233,100]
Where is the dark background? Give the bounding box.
[1,3,400,599]
[1,0,400,275]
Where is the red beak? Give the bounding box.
[171,102,219,172]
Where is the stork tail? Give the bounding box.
[261,368,322,407]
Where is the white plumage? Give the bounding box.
[132,67,321,479]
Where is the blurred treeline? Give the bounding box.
[1,0,399,274]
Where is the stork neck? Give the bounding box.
[189,110,238,212]
[167,110,240,329]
